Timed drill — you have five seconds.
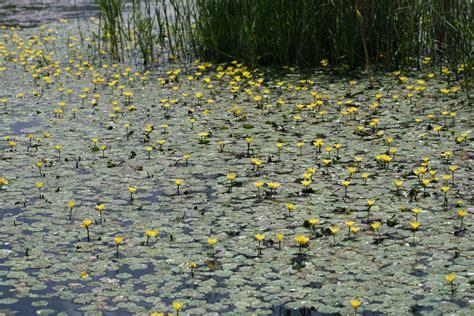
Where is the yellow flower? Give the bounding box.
[394,180,403,188]
[367,199,375,207]
[145,229,159,237]
[342,181,350,187]
[267,182,281,190]
[446,273,456,283]
[81,271,89,279]
[457,210,467,218]
[255,233,265,241]
[36,181,44,189]
[371,222,381,231]
[286,203,295,211]
[68,200,75,208]
[412,208,421,215]
[82,219,93,228]
[227,173,237,181]
[207,238,217,246]
[410,221,420,231]
[351,227,361,234]
[255,181,264,188]
[347,167,357,175]
[449,165,458,172]
[345,221,354,228]
[174,179,184,186]
[351,299,362,309]
[329,226,340,235]
[308,218,319,226]
[114,236,124,245]
[128,186,137,193]
[0,177,9,186]
[172,302,183,311]
[276,233,284,241]
[96,203,105,212]
[294,235,310,246]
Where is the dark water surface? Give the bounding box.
[0,0,98,27]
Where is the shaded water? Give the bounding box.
[0,0,98,27]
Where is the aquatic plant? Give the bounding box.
[226,173,237,192]
[329,226,340,246]
[294,235,309,253]
[366,199,375,221]
[128,186,137,200]
[276,233,284,250]
[114,236,123,258]
[82,219,93,242]
[351,299,362,315]
[67,200,76,220]
[371,222,381,239]
[173,301,183,315]
[36,181,44,198]
[446,273,456,293]
[174,179,184,195]
[457,210,467,230]
[410,221,420,245]
[255,233,264,255]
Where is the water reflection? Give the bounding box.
[0,0,98,27]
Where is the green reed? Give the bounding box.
[93,0,472,70]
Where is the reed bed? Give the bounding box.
[93,0,472,70]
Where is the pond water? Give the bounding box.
[0,4,472,315]
[0,0,98,27]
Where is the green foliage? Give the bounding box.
[94,0,472,69]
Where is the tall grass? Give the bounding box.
[93,0,472,70]
[194,0,472,69]
[95,0,126,61]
